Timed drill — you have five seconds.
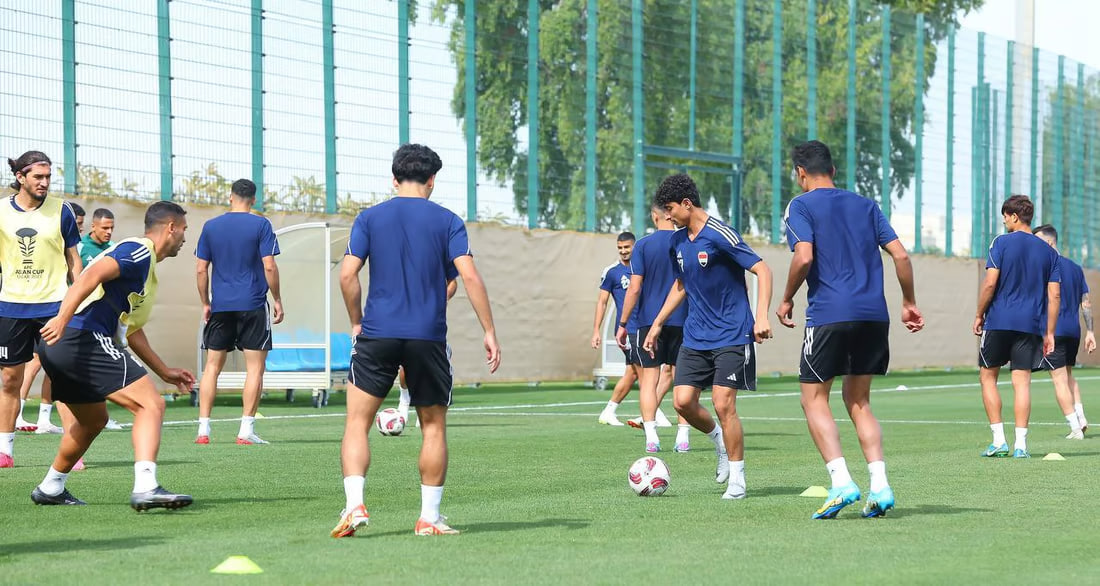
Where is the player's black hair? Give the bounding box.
[392,144,443,185]
[92,207,114,221]
[790,140,835,176]
[653,173,701,208]
[232,178,257,199]
[1033,223,1058,243]
[1001,195,1034,226]
[144,200,187,232]
[8,150,51,190]
[616,231,636,242]
[69,202,86,218]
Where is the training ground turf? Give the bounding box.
[1,370,1098,584]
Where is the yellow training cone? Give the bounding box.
[799,486,829,498]
[255,412,266,419]
[1042,453,1066,461]
[211,556,263,575]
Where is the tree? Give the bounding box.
[432,0,982,234]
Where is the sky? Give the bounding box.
[960,0,1100,70]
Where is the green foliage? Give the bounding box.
[56,164,142,200]
[432,0,983,233]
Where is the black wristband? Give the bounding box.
[619,322,627,328]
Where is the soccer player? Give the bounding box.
[70,202,85,233]
[592,232,640,426]
[645,173,773,499]
[1033,224,1093,439]
[194,179,284,445]
[332,144,501,538]
[78,207,115,266]
[0,152,81,470]
[616,205,690,453]
[778,140,924,519]
[32,201,195,509]
[973,195,1059,459]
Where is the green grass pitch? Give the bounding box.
[2,370,1098,584]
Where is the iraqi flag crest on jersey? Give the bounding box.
[697,251,708,267]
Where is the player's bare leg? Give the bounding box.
[333,382,384,537]
[0,363,27,468]
[237,349,268,444]
[413,404,457,535]
[1049,366,1083,439]
[978,366,1009,456]
[195,349,226,443]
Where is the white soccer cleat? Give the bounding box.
[236,434,269,445]
[715,451,730,483]
[654,410,673,428]
[722,483,746,500]
[626,417,644,429]
[14,417,37,432]
[1066,429,1085,440]
[35,423,63,435]
[598,413,625,426]
[104,419,124,430]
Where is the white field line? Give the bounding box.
[152,376,1097,429]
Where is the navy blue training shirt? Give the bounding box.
[599,261,639,333]
[671,217,762,350]
[195,212,280,313]
[630,229,688,328]
[783,188,897,327]
[1043,255,1088,338]
[346,197,469,342]
[984,230,1060,336]
[70,241,151,335]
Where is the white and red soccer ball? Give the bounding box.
[628,456,670,496]
[375,408,406,437]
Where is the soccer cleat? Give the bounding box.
[104,419,124,430]
[194,435,210,445]
[862,487,895,518]
[645,442,661,453]
[598,414,625,426]
[627,417,644,429]
[654,410,673,428]
[236,434,269,445]
[130,486,193,511]
[812,482,861,519]
[35,423,63,435]
[674,442,690,453]
[15,417,37,432]
[72,458,86,471]
[715,452,730,483]
[1013,448,1030,459]
[0,453,12,468]
[721,484,747,500]
[330,504,370,538]
[1066,429,1085,440]
[31,487,86,506]
[414,515,459,536]
[981,443,1011,457]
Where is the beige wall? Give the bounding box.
[33,198,1097,391]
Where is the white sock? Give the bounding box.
[1075,402,1086,420]
[868,460,888,493]
[133,461,158,493]
[343,475,365,511]
[675,424,690,445]
[642,421,659,444]
[990,423,1006,446]
[706,424,726,454]
[1014,427,1028,450]
[37,403,53,426]
[729,459,746,491]
[197,417,211,437]
[38,467,68,496]
[19,399,25,418]
[399,386,411,408]
[420,484,444,523]
[603,400,619,415]
[825,457,853,488]
[1066,413,1083,432]
[238,415,255,438]
[0,432,13,456]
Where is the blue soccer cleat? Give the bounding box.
[812,482,861,519]
[1013,448,1030,459]
[861,487,895,518]
[981,443,1010,457]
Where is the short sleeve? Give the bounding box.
[872,204,899,247]
[445,262,459,282]
[712,227,763,271]
[1082,267,1090,294]
[345,212,370,260]
[195,225,212,261]
[630,240,647,276]
[108,242,152,282]
[986,236,1004,270]
[599,267,615,291]
[783,199,813,252]
[1049,250,1062,283]
[447,214,471,261]
[60,203,81,248]
[259,219,280,258]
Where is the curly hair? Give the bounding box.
[653,173,700,208]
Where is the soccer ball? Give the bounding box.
[375,408,406,436]
[628,456,670,496]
